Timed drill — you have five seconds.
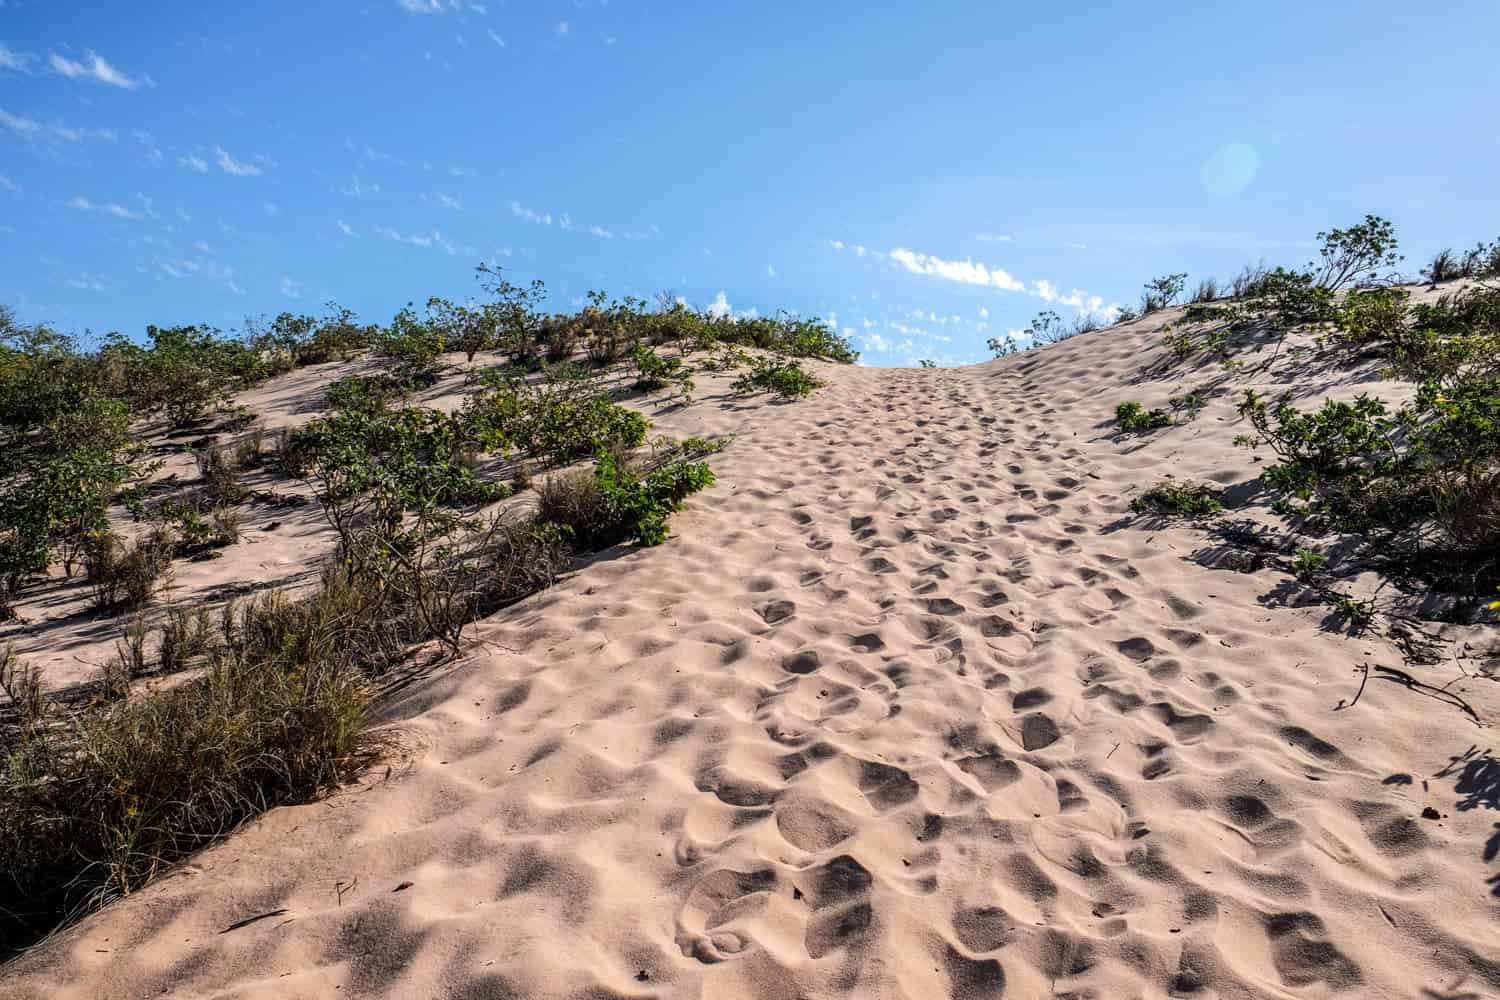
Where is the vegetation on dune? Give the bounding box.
[1112,215,1500,617]
[0,266,843,953]
[1130,480,1224,517]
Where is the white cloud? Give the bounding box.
[376,225,462,255]
[510,200,553,225]
[1,43,37,74]
[488,29,506,47]
[280,276,302,299]
[179,153,209,173]
[888,247,1025,292]
[555,21,570,35]
[337,219,359,238]
[829,239,845,250]
[228,280,246,296]
[435,192,462,210]
[67,195,141,220]
[1068,242,1087,250]
[193,240,215,255]
[264,201,281,216]
[0,107,40,135]
[448,164,476,177]
[48,50,146,89]
[214,145,262,176]
[978,306,989,319]
[0,173,19,195]
[1032,279,1057,302]
[975,233,1013,243]
[67,272,105,291]
[397,0,445,11]
[705,291,732,319]
[340,174,380,198]
[767,264,777,278]
[589,224,614,239]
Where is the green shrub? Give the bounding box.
[1292,548,1327,580]
[427,296,500,362]
[325,373,407,416]
[1142,273,1187,313]
[1310,214,1401,290]
[463,369,648,467]
[1130,481,1224,517]
[537,451,714,549]
[631,344,695,401]
[732,355,821,399]
[377,305,446,383]
[987,334,1021,358]
[1114,401,1172,433]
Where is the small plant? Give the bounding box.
[1190,277,1220,303]
[1291,548,1327,580]
[1142,273,1187,313]
[538,450,714,549]
[631,344,695,402]
[1131,480,1224,517]
[917,359,937,368]
[1330,593,1375,632]
[1114,305,1139,324]
[1168,389,1208,422]
[1311,214,1401,290]
[732,355,821,399]
[326,373,407,415]
[987,334,1021,357]
[1115,401,1172,433]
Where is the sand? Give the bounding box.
[5,297,1499,999]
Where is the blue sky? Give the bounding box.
[2,1,1498,366]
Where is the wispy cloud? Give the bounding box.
[67,195,142,220]
[589,224,614,239]
[426,192,462,211]
[0,174,19,196]
[280,276,302,299]
[376,225,464,255]
[555,21,570,36]
[337,219,359,238]
[1,43,38,74]
[767,264,777,278]
[214,145,261,176]
[0,107,40,136]
[397,0,488,13]
[67,272,106,292]
[487,29,506,48]
[975,233,1013,243]
[179,153,209,173]
[511,200,570,228]
[888,248,1026,292]
[339,174,381,198]
[48,50,147,89]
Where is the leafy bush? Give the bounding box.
[1115,401,1172,433]
[987,334,1021,357]
[1130,481,1224,517]
[377,304,446,383]
[1310,214,1401,290]
[463,368,648,467]
[732,355,821,399]
[917,359,937,368]
[1142,273,1187,313]
[325,372,408,416]
[631,344,695,401]
[427,296,500,362]
[537,450,714,549]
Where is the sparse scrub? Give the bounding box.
[537,450,714,549]
[1114,401,1172,433]
[1141,273,1187,314]
[1190,277,1220,303]
[732,355,821,399]
[631,344,695,401]
[1131,480,1224,517]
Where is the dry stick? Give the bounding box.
[1337,662,1371,712]
[1372,665,1481,724]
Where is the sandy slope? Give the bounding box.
[6,300,1500,999]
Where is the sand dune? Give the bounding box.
[6,300,1499,999]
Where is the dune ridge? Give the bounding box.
[5,299,1499,999]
